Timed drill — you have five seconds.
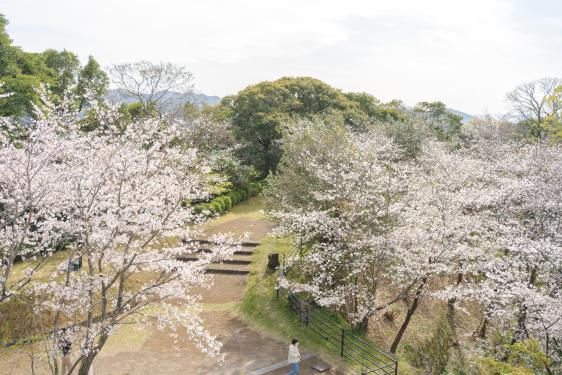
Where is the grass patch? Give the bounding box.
[8,250,70,284]
[239,234,421,374]
[200,197,266,228]
[239,235,356,372]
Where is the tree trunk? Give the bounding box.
[390,278,426,353]
[447,273,464,368]
[77,354,95,375]
[76,331,109,375]
[475,316,488,339]
[512,308,530,343]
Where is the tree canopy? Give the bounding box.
[218,76,401,177]
[0,15,108,118]
[506,77,562,139]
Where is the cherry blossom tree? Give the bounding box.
[440,141,562,371]
[268,121,420,331]
[0,115,69,301]
[385,143,490,353]
[2,96,239,375]
[268,119,561,367]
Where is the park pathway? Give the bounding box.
[0,198,339,374]
[93,198,292,374]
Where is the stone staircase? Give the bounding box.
[177,239,259,275]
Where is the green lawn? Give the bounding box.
[239,234,421,375]
[239,235,349,367]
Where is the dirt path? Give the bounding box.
[0,198,297,375]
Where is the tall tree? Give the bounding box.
[506,77,562,138]
[41,49,81,99]
[268,121,421,332]
[0,15,106,118]
[414,101,463,140]
[1,98,239,375]
[108,61,194,115]
[220,77,386,177]
[0,116,69,301]
[75,56,109,109]
[0,13,19,77]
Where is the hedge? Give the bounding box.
[192,182,261,217]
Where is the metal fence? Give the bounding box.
[282,290,398,375]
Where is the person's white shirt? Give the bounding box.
[288,343,300,363]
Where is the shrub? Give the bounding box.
[221,196,232,210]
[238,189,248,201]
[191,187,251,218]
[210,201,222,213]
[226,193,235,205]
[477,357,534,375]
[404,315,453,374]
[193,204,204,214]
[229,191,240,205]
[214,197,228,211]
[505,339,550,372]
[248,182,262,197]
[211,197,223,211]
[383,308,400,322]
[203,203,216,215]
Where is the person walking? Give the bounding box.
[58,329,72,374]
[287,337,301,375]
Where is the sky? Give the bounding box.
[1,0,561,115]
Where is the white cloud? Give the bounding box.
[1,0,561,114]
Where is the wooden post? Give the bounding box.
[340,328,345,357]
[267,253,280,270]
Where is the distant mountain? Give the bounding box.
[106,88,221,108]
[447,108,473,123]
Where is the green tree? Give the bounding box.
[120,101,157,121]
[344,92,403,122]
[0,74,43,117]
[414,101,463,140]
[544,85,562,142]
[75,56,109,109]
[0,14,105,118]
[0,14,20,77]
[0,14,48,117]
[41,49,81,99]
[220,76,388,177]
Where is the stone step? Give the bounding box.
[185,247,256,256]
[234,249,256,256]
[183,238,260,247]
[177,255,252,265]
[205,262,250,275]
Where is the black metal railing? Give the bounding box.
[280,290,398,375]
